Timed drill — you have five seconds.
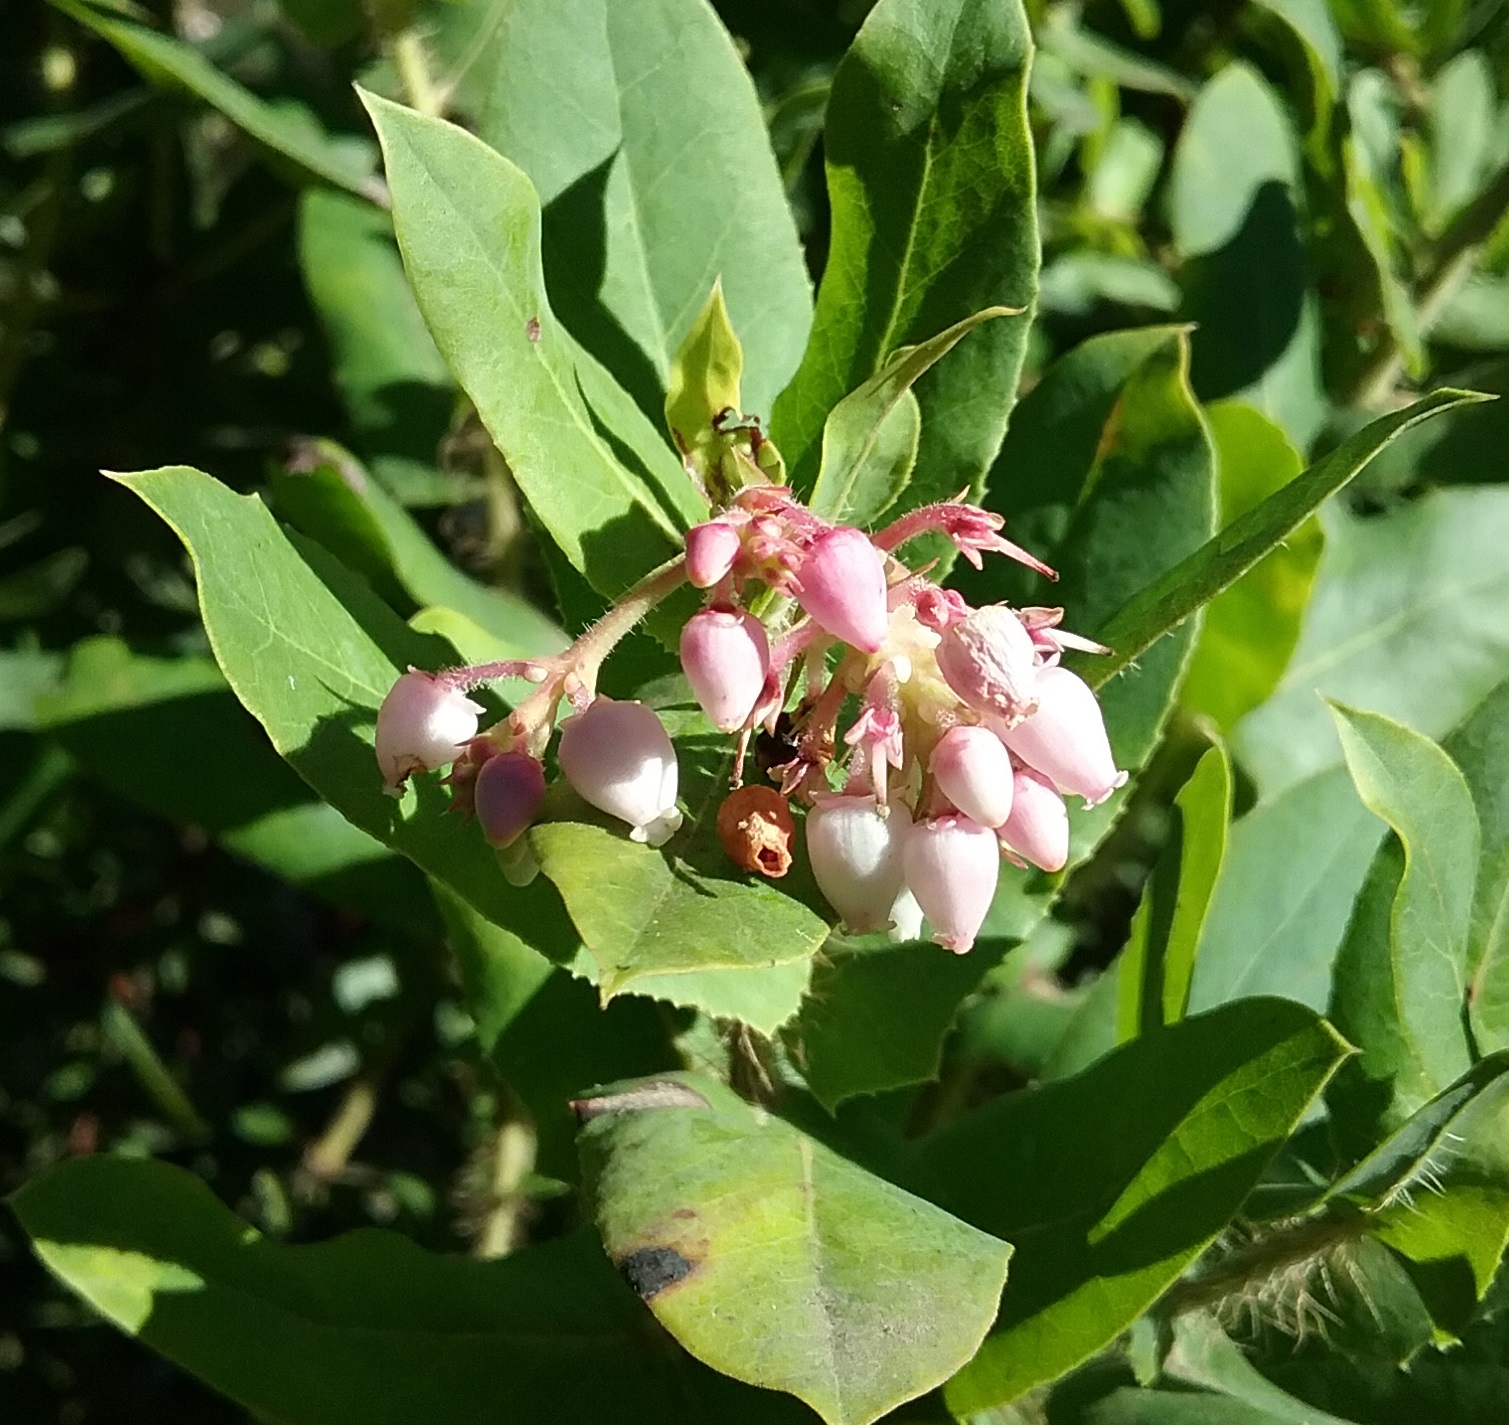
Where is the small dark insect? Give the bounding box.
[753,710,800,782]
[619,1246,696,1300]
[525,317,541,343]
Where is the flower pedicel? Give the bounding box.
[374,433,1122,952]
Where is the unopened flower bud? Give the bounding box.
[686,519,741,589]
[935,604,1040,724]
[557,699,683,846]
[375,671,483,793]
[680,607,770,732]
[998,665,1127,808]
[806,795,910,933]
[903,815,1000,954]
[473,750,546,850]
[929,724,1014,828]
[717,783,795,878]
[999,767,1069,873]
[794,527,889,653]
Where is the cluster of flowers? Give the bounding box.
[375,477,1124,953]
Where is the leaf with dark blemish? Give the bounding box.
[577,1071,1010,1425]
[619,1246,697,1299]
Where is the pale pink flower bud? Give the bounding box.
[903,814,1000,954]
[680,607,770,732]
[557,699,683,846]
[374,671,483,793]
[936,604,1040,724]
[805,795,910,933]
[473,751,546,849]
[793,527,889,653]
[998,665,1127,808]
[999,767,1070,873]
[685,520,741,589]
[929,724,1014,828]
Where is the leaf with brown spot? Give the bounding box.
[579,1072,1010,1425]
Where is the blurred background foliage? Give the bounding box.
[5,0,1509,1420]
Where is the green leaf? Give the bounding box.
[1326,707,1479,1152]
[1330,1052,1509,1208]
[1154,1313,1361,1425]
[35,637,434,934]
[577,1072,1010,1425]
[1428,53,1497,232]
[771,0,1038,507]
[921,999,1348,1413]
[1236,484,1509,798]
[1118,743,1233,1040]
[112,465,556,941]
[1344,72,1424,376]
[1180,401,1322,732]
[528,710,826,1033]
[0,648,62,731]
[296,190,456,506]
[1369,1065,1509,1335]
[1195,489,1509,1017]
[11,1156,815,1423]
[1452,679,1509,1050]
[52,0,379,201]
[786,936,1014,1112]
[664,280,745,481]
[360,91,704,604]
[808,307,1018,530]
[433,885,679,1180]
[269,443,566,657]
[470,0,812,420]
[1078,391,1489,695]
[1168,61,1325,449]
[1252,0,1343,116]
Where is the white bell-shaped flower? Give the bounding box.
[557,698,683,846]
[903,814,1000,953]
[375,671,483,793]
[806,794,911,934]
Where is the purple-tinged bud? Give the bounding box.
[557,699,683,846]
[793,527,889,653]
[806,795,910,934]
[680,607,770,732]
[998,665,1127,808]
[929,724,1014,828]
[999,768,1069,873]
[686,520,741,589]
[903,815,1000,954]
[375,671,483,793]
[935,604,1040,724]
[473,751,546,850]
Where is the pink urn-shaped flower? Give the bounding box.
[685,519,741,589]
[999,665,1127,808]
[557,698,683,846]
[903,814,1000,954]
[680,607,770,733]
[793,527,889,653]
[805,794,911,934]
[929,724,1015,828]
[935,604,1040,724]
[999,767,1070,873]
[473,751,547,850]
[375,671,483,793]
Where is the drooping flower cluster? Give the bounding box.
[373,465,1124,952]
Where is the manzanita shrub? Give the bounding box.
[9,0,1509,1420]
